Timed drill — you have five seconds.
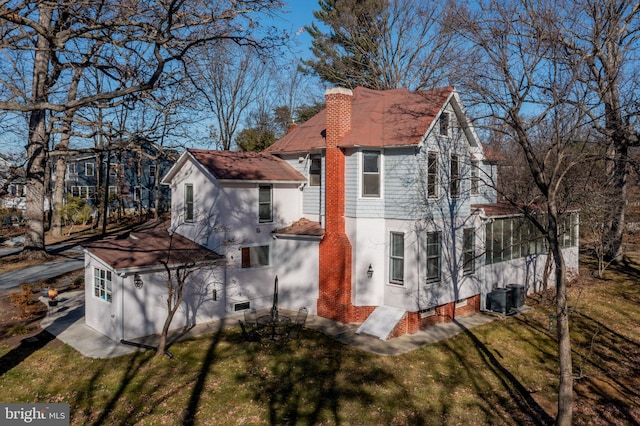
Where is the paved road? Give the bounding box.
[0,243,85,291]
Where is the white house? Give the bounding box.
[83,86,579,342]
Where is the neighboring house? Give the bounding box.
[83,86,579,342]
[0,156,26,212]
[60,144,176,214]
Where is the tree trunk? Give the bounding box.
[156,270,184,358]
[22,3,52,258]
[548,212,573,426]
[604,140,627,262]
[154,160,160,220]
[51,154,68,238]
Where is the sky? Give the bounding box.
[0,2,322,157]
[275,1,318,58]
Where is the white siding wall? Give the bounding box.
[85,254,223,341]
[481,246,579,299]
[84,254,120,340]
[272,237,320,315]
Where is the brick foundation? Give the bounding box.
[388,294,482,339]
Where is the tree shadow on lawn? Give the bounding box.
[70,324,228,426]
[0,329,56,377]
[181,320,228,426]
[236,329,431,426]
[443,319,556,426]
[570,311,640,424]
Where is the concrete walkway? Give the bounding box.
[40,290,503,359]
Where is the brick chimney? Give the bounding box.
[318,88,354,323]
[286,122,298,134]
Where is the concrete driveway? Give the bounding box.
[0,244,84,291]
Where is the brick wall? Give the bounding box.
[389,294,482,338]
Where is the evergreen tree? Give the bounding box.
[302,0,389,89]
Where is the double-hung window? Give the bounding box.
[362,150,380,197]
[241,245,270,268]
[184,183,194,222]
[94,267,112,302]
[450,154,460,197]
[85,162,95,176]
[463,228,475,275]
[258,185,272,223]
[309,156,321,187]
[389,232,404,284]
[426,231,441,283]
[427,152,438,198]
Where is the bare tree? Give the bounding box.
[448,2,599,423]
[548,0,640,262]
[0,0,284,258]
[189,43,274,150]
[156,222,223,357]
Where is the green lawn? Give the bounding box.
[1,256,639,425]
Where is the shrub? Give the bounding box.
[9,283,41,317]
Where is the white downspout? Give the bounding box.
[118,272,125,340]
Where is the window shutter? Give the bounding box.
[241,247,251,268]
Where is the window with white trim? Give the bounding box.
[389,232,404,284]
[450,154,460,197]
[184,183,194,222]
[67,163,77,175]
[258,185,272,223]
[463,228,475,275]
[94,267,112,302]
[426,231,441,283]
[85,162,95,176]
[241,245,270,268]
[427,152,438,198]
[362,150,380,197]
[309,156,321,186]
[71,186,96,199]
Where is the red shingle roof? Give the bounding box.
[274,218,324,237]
[188,149,305,182]
[268,86,455,154]
[83,220,221,271]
